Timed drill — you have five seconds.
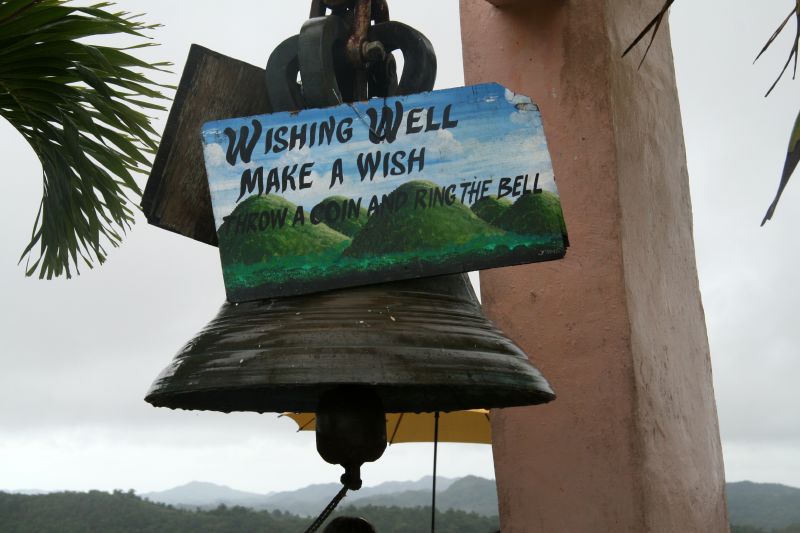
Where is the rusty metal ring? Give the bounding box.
[368,21,436,95]
[367,53,398,98]
[298,15,351,108]
[272,4,433,108]
[265,34,305,112]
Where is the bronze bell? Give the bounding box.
[146,273,554,490]
[145,273,554,414]
[143,4,556,493]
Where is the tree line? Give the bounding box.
[733,525,800,533]
[0,490,500,533]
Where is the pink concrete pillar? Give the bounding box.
[460,1,728,531]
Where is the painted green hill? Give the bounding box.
[344,180,503,257]
[495,191,567,238]
[471,195,512,225]
[218,195,348,265]
[311,195,368,237]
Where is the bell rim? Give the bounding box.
[145,382,556,414]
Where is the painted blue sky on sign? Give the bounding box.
[202,83,558,229]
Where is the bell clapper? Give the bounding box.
[315,386,388,491]
[341,463,363,491]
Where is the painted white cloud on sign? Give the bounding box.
[203,142,227,168]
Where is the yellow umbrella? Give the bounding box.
[282,409,492,533]
[281,409,491,444]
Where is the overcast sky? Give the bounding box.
[1,0,798,495]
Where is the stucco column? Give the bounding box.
[460,1,728,531]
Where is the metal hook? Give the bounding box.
[267,1,435,111]
[265,35,304,112]
[368,21,437,95]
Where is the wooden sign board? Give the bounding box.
[202,83,568,302]
[142,45,272,246]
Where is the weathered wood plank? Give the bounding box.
[142,45,272,246]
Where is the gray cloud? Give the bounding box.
[1,0,798,495]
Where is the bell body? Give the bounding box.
[145,274,555,414]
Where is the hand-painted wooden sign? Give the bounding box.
[202,82,568,302]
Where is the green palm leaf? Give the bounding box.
[625,1,800,223]
[0,0,170,278]
[621,0,675,68]
[754,2,800,97]
[762,109,800,225]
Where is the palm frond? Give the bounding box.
[755,2,800,223]
[754,4,800,97]
[0,0,171,279]
[762,109,800,225]
[621,0,675,69]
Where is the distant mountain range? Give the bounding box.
[0,491,498,533]
[350,476,499,517]
[141,476,484,517]
[8,479,800,530]
[140,478,800,529]
[727,481,800,530]
[140,481,272,509]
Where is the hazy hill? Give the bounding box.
[438,476,499,517]
[727,481,800,530]
[248,477,458,517]
[142,481,269,508]
[351,475,498,517]
[352,476,456,497]
[255,477,456,516]
[256,476,460,516]
[138,478,800,527]
[141,477,458,517]
[258,482,342,516]
[0,490,308,533]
